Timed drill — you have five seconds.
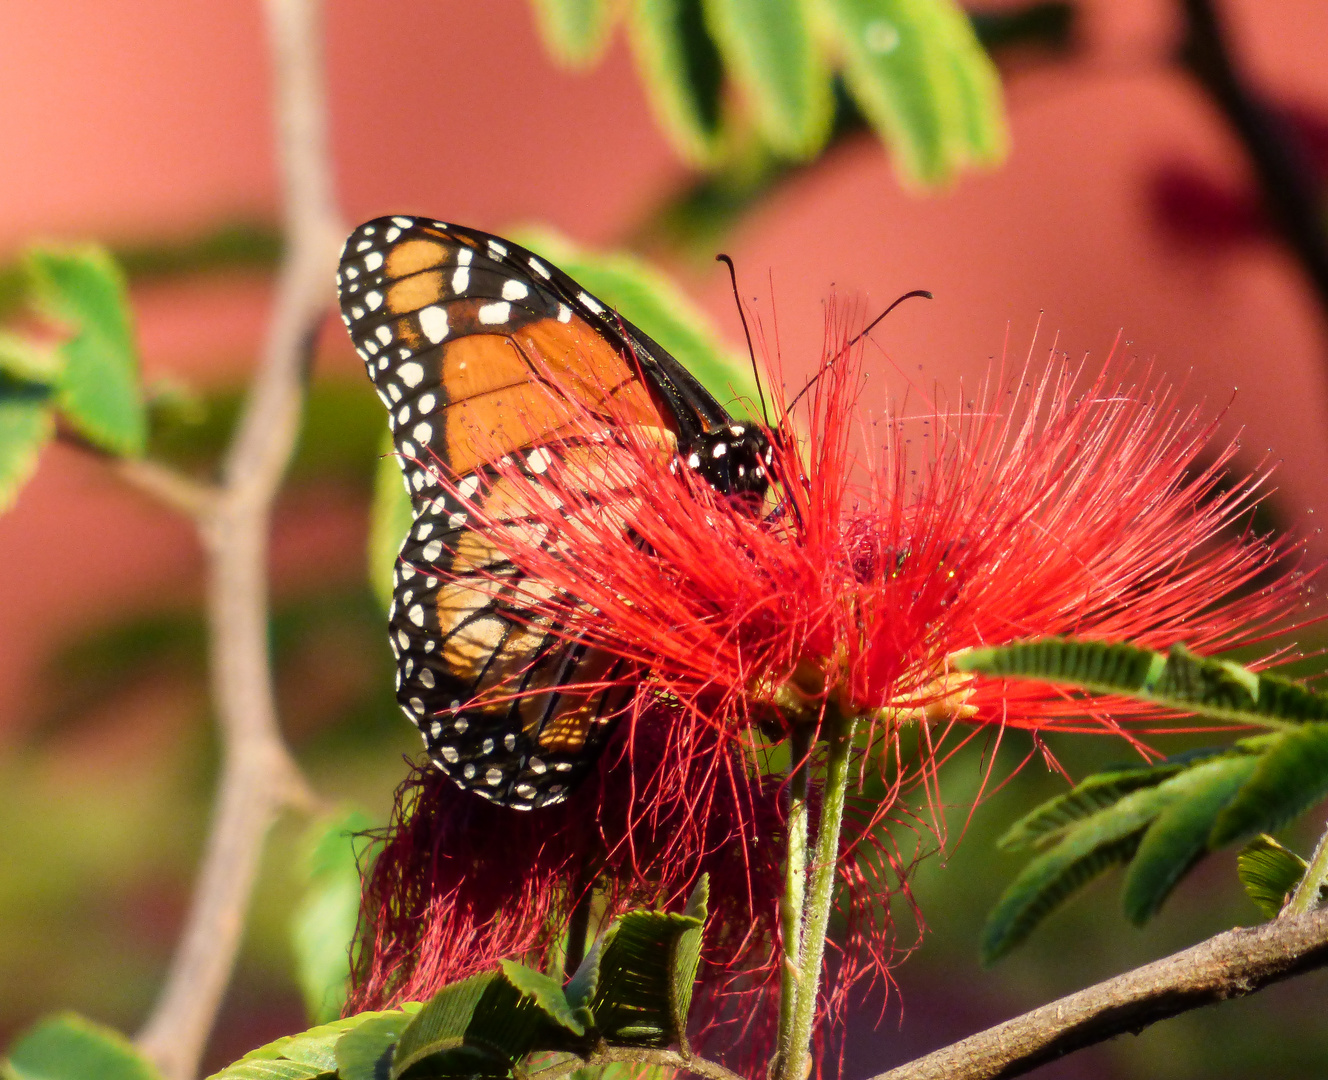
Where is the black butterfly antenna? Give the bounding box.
[716,253,770,426]
[786,288,933,415]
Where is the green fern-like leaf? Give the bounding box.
[1211,724,1328,846]
[953,638,1328,729]
[1121,755,1260,925]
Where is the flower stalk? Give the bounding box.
[777,723,815,1068]
[780,712,860,1080]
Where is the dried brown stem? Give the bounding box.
[871,908,1328,1080]
[133,0,343,1076]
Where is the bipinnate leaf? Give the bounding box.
[369,424,413,612]
[26,246,146,457]
[628,0,725,166]
[218,1010,419,1077]
[336,1010,422,1080]
[391,973,548,1078]
[565,932,604,1012]
[1121,754,1260,925]
[291,808,375,1024]
[3,1013,162,1080]
[953,638,1328,729]
[531,0,617,66]
[509,229,762,418]
[997,759,1194,852]
[670,875,709,1038]
[815,0,1008,186]
[0,381,54,514]
[591,878,708,1047]
[1238,836,1310,919]
[1211,724,1328,846]
[498,960,586,1036]
[703,0,831,159]
[982,775,1208,963]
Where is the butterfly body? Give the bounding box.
[338,215,770,808]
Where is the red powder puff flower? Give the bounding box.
[353,310,1310,1076]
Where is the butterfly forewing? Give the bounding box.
[339,216,680,808]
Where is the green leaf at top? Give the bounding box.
[4,1013,162,1080]
[952,638,1328,731]
[703,0,832,159]
[27,246,146,457]
[0,381,55,514]
[509,228,763,420]
[369,425,414,612]
[1238,835,1310,919]
[291,808,375,1024]
[0,331,64,385]
[1211,724,1328,847]
[628,0,726,166]
[815,0,1008,186]
[531,0,618,66]
[1120,754,1260,925]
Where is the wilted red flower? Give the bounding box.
[353,309,1310,1070]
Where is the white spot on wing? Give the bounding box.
[398,361,425,387]
[419,306,449,343]
[578,291,605,315]
[422,539,443,561]
[452,266,469,293]
[376,325,392,344]
[364,251,383,271]
[478,301,510,324]
[365,291,383,311]
[392,216,413,227]
[501,280,529,301]
[528,257,551,279]
[557,304,572,323]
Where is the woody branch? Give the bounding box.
[133,0,343,1077]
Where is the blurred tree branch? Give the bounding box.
[131,0,343,1077]
[1179,0,1328,320]
[871,907,1328,1080]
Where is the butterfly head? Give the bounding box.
[677,423,774,502]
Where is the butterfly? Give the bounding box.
[338,215,773,809]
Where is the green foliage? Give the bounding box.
[590,876,708,1047]
[703,0,832,159]
[335,1009,425,1080]
[2,1013,161,1080]
[0,379,54,513]
[1238,836,1310,919]
[628,0,726,166]
[812,0,1006,185]
[953,638,1328,730]
[369,427,412,613]
[530,0,617,66]
[972,638,1328,957]
[205,882,709,1080]
[26,246,146,457]
[291,809,375,1024]
[1210,723,1328,845]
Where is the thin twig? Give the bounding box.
[777,724,814,1073]
[871,908,1328,1080]
[113,457,219,520]
[134,1,342,1076]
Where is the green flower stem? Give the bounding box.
[1288,822,1328,915]
[780,713,858,1080]
[777,724,814,1064]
